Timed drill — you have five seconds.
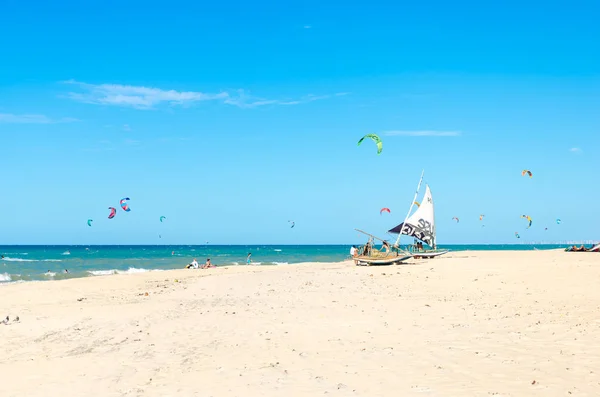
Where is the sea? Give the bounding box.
[0,244,576,284]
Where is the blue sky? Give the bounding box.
[1,0,598,245]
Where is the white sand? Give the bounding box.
[1,250,600,396]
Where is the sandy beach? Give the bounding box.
[1,250,600,396]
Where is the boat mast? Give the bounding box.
[394,169,424,247]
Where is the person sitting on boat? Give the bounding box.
[381,240,390,253]
[363,241,372,256]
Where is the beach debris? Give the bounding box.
[532,380,536,385]
[522,169,533,178]
[108,207,117,219]
[120,197,131,212]
[87,219,93,227]
[14,316,19,322]
[380,207,390,215]
[77,297,86,302]
[357,133,382,155]
[144,292,149,296]
[1,316,8,325]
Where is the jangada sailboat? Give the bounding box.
[353,170,448,265]
[388,171,449,258]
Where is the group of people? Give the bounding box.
[413,242,425,251]
[566,244,600,252]
[350,240,393,258]
[186,258,215,269]
[185,253,253,269]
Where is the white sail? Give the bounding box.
[388,184,436,248]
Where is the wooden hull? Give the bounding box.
[412,250,449,259]
[354,254,413,266]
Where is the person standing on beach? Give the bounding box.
[247,253,252,265]
[350,245,357,257]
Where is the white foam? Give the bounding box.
[44,272,57,277]
[274,249,283,252]
[2,257,35,262]
[88,270,118,276]
[1,257,62,262]
[117,267,155,274]
[272,262,289,265]
[0,273,12,282]
[88,267,162,277]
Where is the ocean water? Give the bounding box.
[0,244,572,283]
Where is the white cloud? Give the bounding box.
[0,113,77,124]
[62,80,348,110]
[383,130,461,137]
[62,80,228,109]
[303,25,312,29]
[124,138,141,146]
[224,90,349,109]
[569,147,582,153]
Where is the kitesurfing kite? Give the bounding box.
[380,207,391,215]
[120,197,131,212]
[521,215,532,228]
[515,232,520,239]
[521,170,533,178]
[479,214,485,221]
[87,219,93,227]
[556,219,562,225]
[108,207,117,219]
[160,216,166,222]
[452,217,459,223]
[288,220,295,228]
[357,134,382,155]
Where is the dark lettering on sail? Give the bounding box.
[399,218,433,246]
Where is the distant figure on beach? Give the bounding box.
[350,245,357,257]
[247,253,252,265]
[171,251,175,256]
[186,258,199,269]
[202,258,214,269]
[1,255,4,259]
[64,269,69,273]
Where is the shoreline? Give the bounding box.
[2,247,596,285]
